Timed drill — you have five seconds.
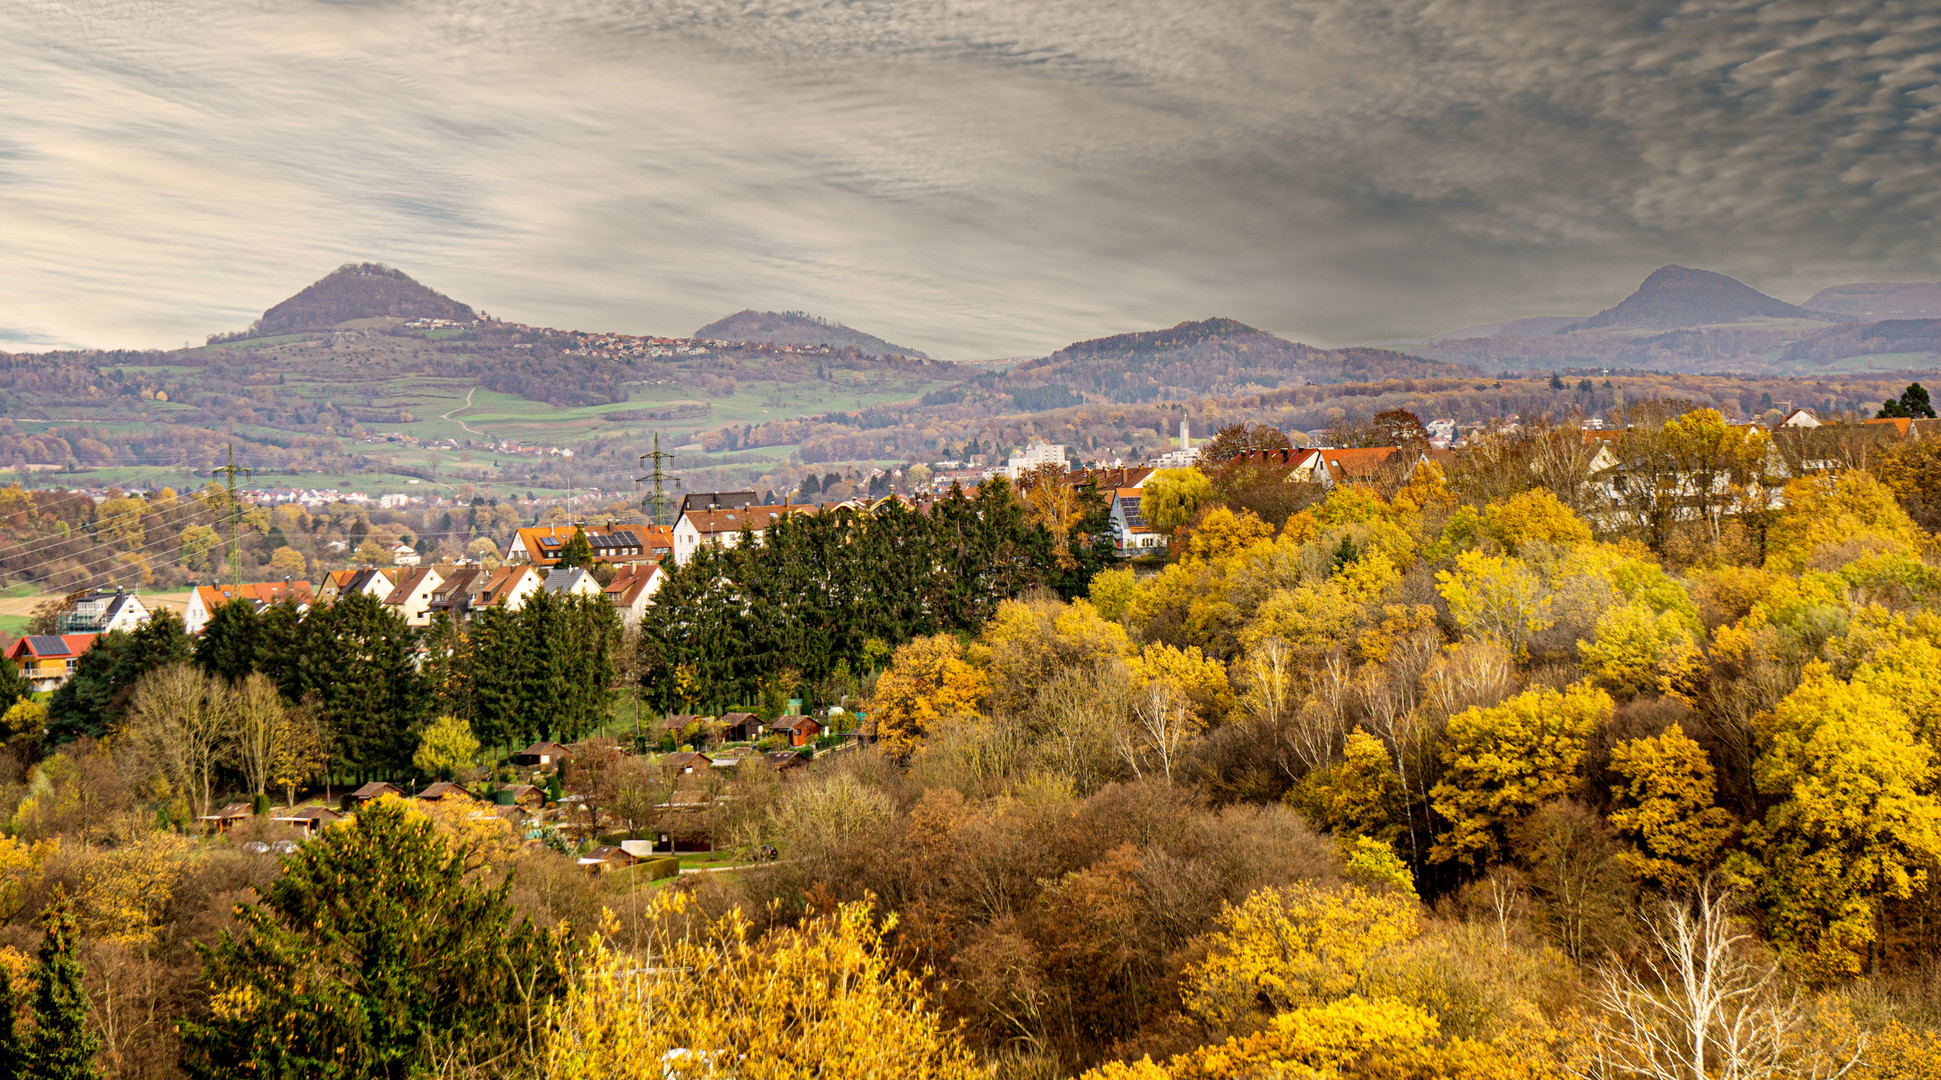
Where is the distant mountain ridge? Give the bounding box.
[1565,265,1837,332]
[254,263,474,336]
[1804,281,1941,320]
[983,317,1462,404]
[695,310,927,358]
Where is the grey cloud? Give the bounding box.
[1,0,1938,357]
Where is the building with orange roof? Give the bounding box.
[184,580,315,635]
[380,567,445,627]
[504,522,671,568]
[1109,487,1166,553]
[5,634,99,693]
[605,563,665,628]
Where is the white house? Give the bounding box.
[392,542,422,567]
[1781,408,1822,428]
[61,589,150,634]
[604,564,664,628]
[1110,488,1167,553]
[184,581,314,635]
[541,566,602,599]
[379,567,445,627]
[671,505,814,566]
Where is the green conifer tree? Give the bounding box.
[25,893,98,1080]
[0,657,28,717]
[0,963,24,1080]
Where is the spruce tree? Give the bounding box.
[0,657,27,717]
[25,893,98,1080]
[559,525,595,570]
[0,960,23,1080]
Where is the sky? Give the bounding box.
[2,0,1938,358]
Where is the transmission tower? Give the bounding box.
[210,445,253,588]
[635,433,678,526]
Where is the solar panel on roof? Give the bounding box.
[26,635,71,657]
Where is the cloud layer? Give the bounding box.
[3,0,1938,356]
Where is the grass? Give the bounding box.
[0,615,31,637]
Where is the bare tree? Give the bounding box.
[125,664,233,819]
[1573,881,1863,1080]
[1117,682,1200,783]
[229,672,286,799]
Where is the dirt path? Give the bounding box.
[442,387,486,437]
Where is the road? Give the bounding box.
[442,387,486,437]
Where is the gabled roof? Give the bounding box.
[274,806,343,823]
[382,567,439,605]
[194,581,314,612]
[541,567,596,595]
[417,781,471,801]
[350,781,402,801]
[428,567,483,606]
[769,715,820,733]
[679,504,816,537]
[1314,446,1404,481]
[6,634,97,660]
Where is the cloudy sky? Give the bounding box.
[2,0,1938,357]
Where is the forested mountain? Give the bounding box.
[694,309,927,358]
[976,317,1464,406]
[1566,265,1836,331]
[250,263,476,335]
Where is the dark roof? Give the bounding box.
[718,711,760,725]
[769,715,820,732]
[762,750,807,768]
[25,635,72,657]
[417,781,471,801]
[680,491,758,512]
[275,806,343,822]
[661,751,711,770]
[519,741,572,755]
[350,782,402,800]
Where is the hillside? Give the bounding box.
[982,317,1462,405]
[252,263,476,336]
[695,310,927,358]
[1567,265,1834,331]
[1804,281,1941,320]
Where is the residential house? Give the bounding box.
[468,566,542,617]
[416,780,471,801]
[4,634,98,693]
[1069,465,1154,490]
[348,781,404,806]
[671,504,816,566]
[392,542,422,567]
[1781,408,1822,428]
[541,566,601,599]
[184,580,314,635]
[769,715,822,747]
[380,567,445,627]
[680,491,758,513]
[56,589,151,634]
[270,805,344,837]
[320,567,397,605]
[197,802,254,833]
[1290,446,1413,488]
[604,563,664,628]
[425,567,484,622]
[716,712,762,742]
[1109,488,1165,553]
[514,741,573,768]
[505,523,670,568]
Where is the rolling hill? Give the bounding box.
[251,263,476,336]
[695,310,927,358]
[1804,281,1941,321]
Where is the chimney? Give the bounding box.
[1180,419,1189,452]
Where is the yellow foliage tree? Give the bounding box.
[268,545,307,577]
[1429,682,1612,868]
[1090,996,1545,1080]
[1436,552,1554,652]
[1607,724,1736,893]
[1126,641,1232,724]
[1737,664,1941,982]
[1143,468,1215,532]
[412,714,480,780]
[1764,470,1925,573]
[1,699,46,739]
[1578,601,1700,698]
[1182,507,1275,565]
[1483,488,1592,555]
[1182,882,1419,1026]
[868,633,989,754]
[1089,567,1140,623]
[544,894,981,1080]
